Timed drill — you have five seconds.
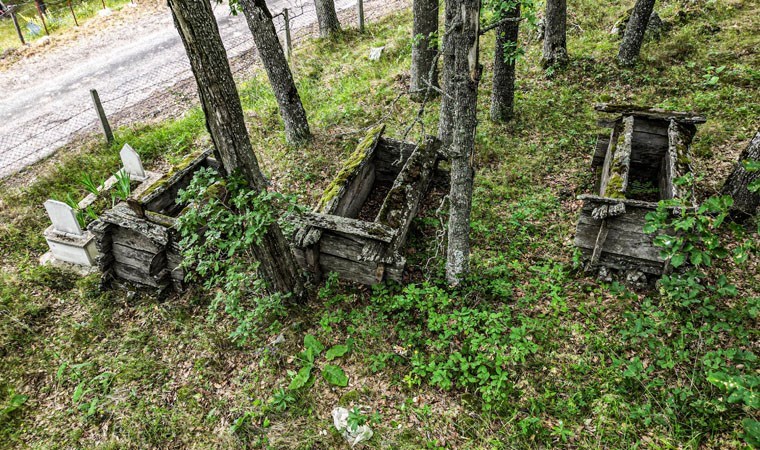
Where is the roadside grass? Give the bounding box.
[1,0,758,448]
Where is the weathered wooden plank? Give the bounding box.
[588,220,609,269]
[662,119,696,204]
[111,227,162,255]
[594,104,706,123]
[577,247,664,275]
[296,124,385,248]
[604,115,633,198]
[375,136,440,257]
[100,203,170,248]
[320,253,383,285]
[592,133,611,167]
[138,149,213,214]
[599,123,622,194]
[112,242,156,266]
[299,212,395,243]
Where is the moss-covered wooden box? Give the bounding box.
[574,105,705,275]
[293,124,441,285]
[88,149,218,291]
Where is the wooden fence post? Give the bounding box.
[357,0,365,32]
[68,1,79,26]
[283,8,292,61]
[90,89,114,144]
[35,1,49,36]
[10,10,26,45]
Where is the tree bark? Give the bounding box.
[410,0,439,98]
[541,0,567,67]
[240,0,311,145]
[438,0,456,146]
[314,0,341,38]
[168,0,304,297]
[617,0,656,67]
[722,131,760,217]
[446,0,481,285]
[490,2,520,122]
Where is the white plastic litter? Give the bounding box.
[331,407,373,447]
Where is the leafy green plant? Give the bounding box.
[287,334,351,390]
[175,167,302,344]
[113,170,132,203]
[79,172,103,196]
[702,65,726,86]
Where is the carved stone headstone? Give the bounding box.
[44,199,83,235]
[120,144,146,181]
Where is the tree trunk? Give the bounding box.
[438,0,456,146]
[314,0,341,38]
[168,0,304,297]
[446,0,481,285]
[240,0,311,145]
[617,0,656,67]
[722,131,760,217]
[541,0,568,67]
[410,0,439,98]
[490,2,520,122]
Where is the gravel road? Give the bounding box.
[0,0,366,179]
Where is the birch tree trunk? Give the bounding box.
[314,0,341,37]
[410,0,439,98]
[617,0,656,67]
[490,2,520,122]
[541,0,567,67]
[722,131,760,217]
[446,0,481,284]
[438,0,456,146]
[240,0,311,145]
[168,0,304,297]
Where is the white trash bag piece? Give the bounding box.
[331,407,373,447]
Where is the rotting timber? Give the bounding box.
[293,124,443,285]
[89,149,219,292]
[575,104,706,276]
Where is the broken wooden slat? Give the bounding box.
[661,119,696,204]
[594,103,706,124]
[299,212,395,243]
[601,116,633,199]
[375,136,440,257]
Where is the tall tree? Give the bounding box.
[410,0,439,98]
[446,0,481,284]
[168,0,303,296]
[314,0,341,38]
[541,0,567,67]
[438,0,457,146]
[490,1,521,122]
[239,0,311,145]
[722,131,760,217]
[617,0,656,67]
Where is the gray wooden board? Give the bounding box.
[113,263,166,288]
[335,163,376,218]
[320,253,383,285]
[578,247,664,274]
[111,227,162,255]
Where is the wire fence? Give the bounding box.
[0,0,399,180]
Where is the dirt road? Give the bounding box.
[0,0,363,179]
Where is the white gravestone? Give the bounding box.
[44,200,83,235]
[369,46,385,61]
[42,199,98,267]
[120,144,146,181]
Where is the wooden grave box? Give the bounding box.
[89,149,218,290]
[292,124,441,285]
[574,104,705,275]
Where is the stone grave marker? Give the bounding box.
[44,199,82,235]
[120,143,146,181]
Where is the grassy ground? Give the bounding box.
[1,0,758,448]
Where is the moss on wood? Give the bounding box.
[316,124,385,211]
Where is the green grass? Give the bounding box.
[1,0,758,448]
